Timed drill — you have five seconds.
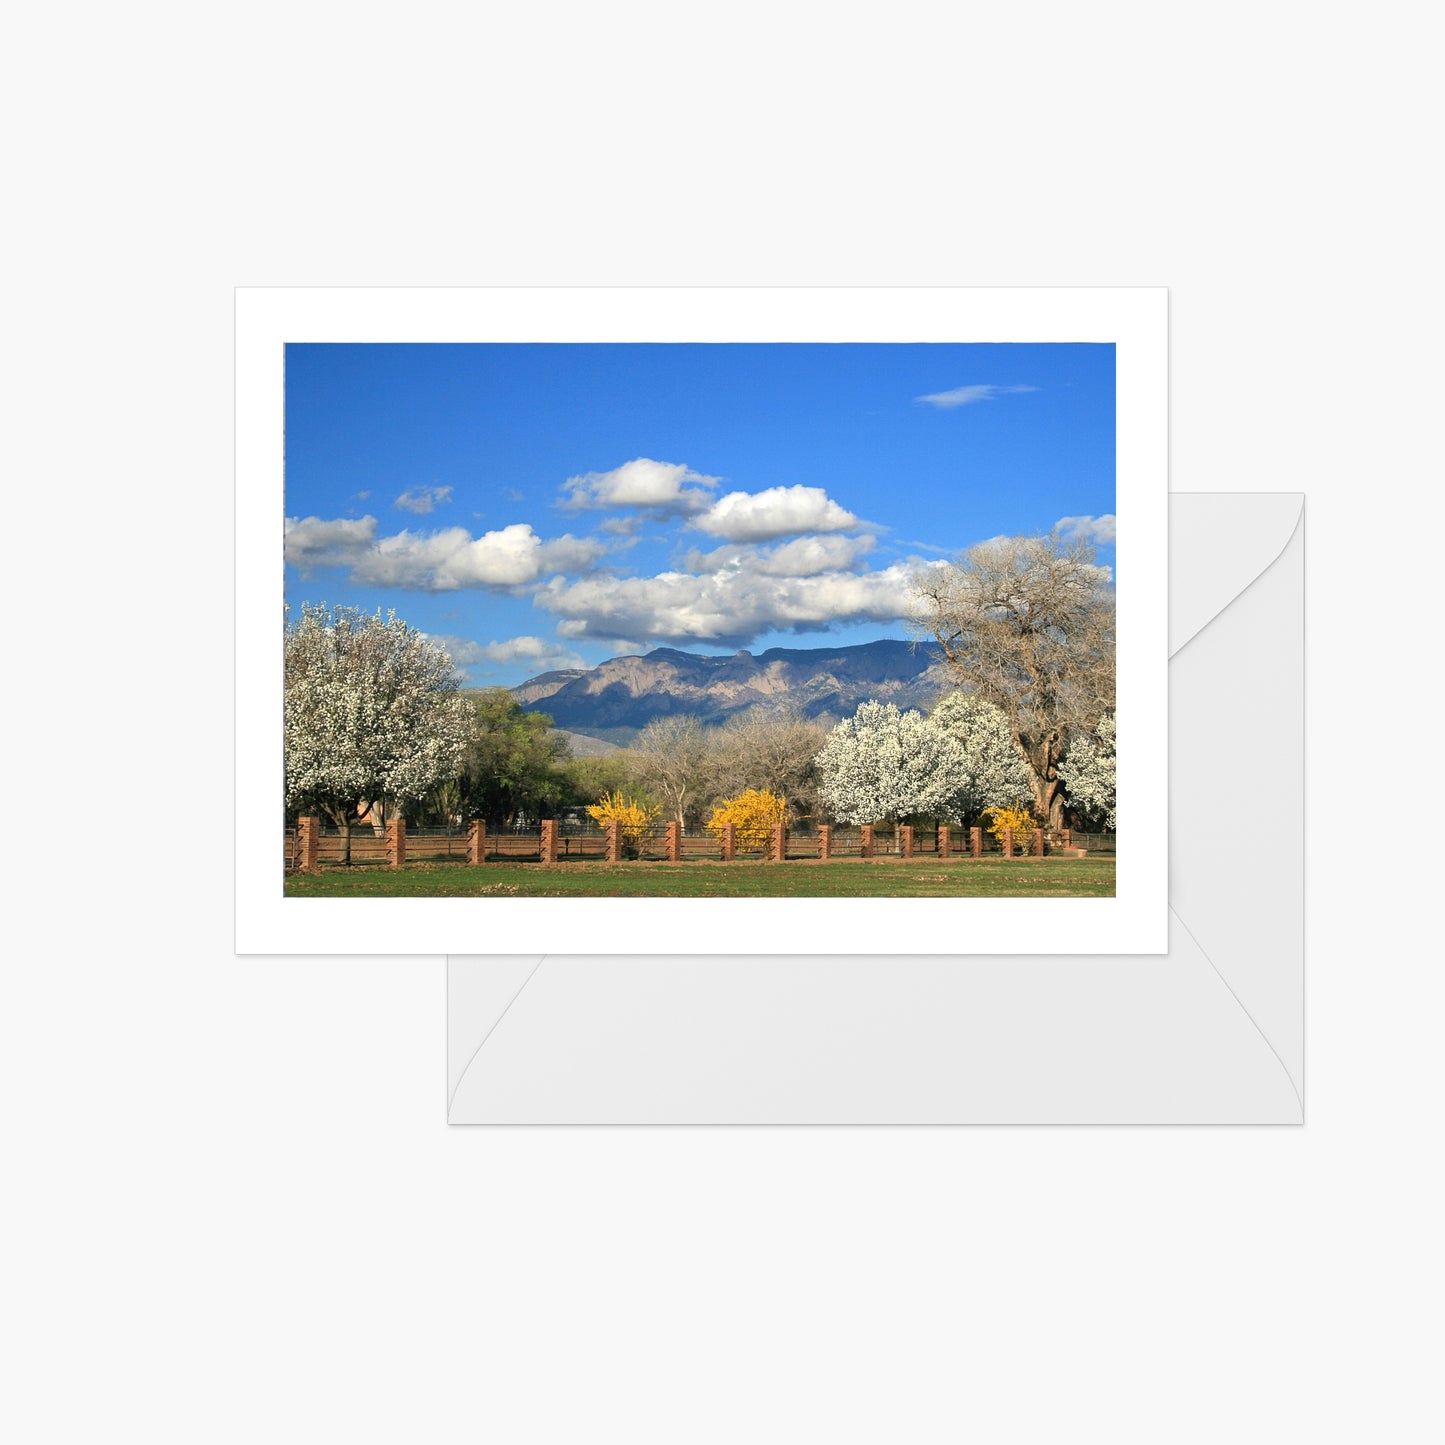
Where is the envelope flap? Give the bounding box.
[1170,493,1303,655]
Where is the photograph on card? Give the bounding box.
[283,342,1116,899]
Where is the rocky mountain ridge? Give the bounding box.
[512,638,952,744]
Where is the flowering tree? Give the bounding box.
[813,700,966,824]
[1057,713,1116,829]
[927,692,1036,822]
[284,604,475,863]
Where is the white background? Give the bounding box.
[6,4,1440,1442]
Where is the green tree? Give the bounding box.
[455,691,574,825]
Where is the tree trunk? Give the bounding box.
[338,818,352,866]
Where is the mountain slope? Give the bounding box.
[512,639,952,743]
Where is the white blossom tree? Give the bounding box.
[285,604,475,862]
[813,700,966,825]
[927,691,1036,822]
[1057,713,1116,830]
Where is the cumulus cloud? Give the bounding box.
[684,533,876,577]
[536,559,926,646]
[693,484,859,542]
[915,383,1038,408]
[395,484,453,514]
[424,632,587,675]
[562,457,720,514]
[349,523,608,590]
[284,514,378,568]
[1056,513,1117,545]
[285,515,607,591]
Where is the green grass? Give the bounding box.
[284,856,1116,898]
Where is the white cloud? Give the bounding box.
[536,559,926,645]
[685,533,876,577]
[1056,513,1117,545]
[347,523,608,590]
[284,514,378,567]
[915,383,1038,408]
[562,457,720,513]
[395,484,453,514]
[693,484,858,542]
[424,632,587,674]
[286,515,609,591]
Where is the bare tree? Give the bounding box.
[909,531,1115,828]
[626,715,716,828]
[710,704,829,826]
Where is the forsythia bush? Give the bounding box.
[586,791,661,854]
[705,788,787,852]
[981,804,1036,852]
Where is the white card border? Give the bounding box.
[236,287,1166,954]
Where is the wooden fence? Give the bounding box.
[286,817,1106,872]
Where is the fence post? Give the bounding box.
[937,824,951,860]
[970,826,982,859]
[1002,826,1014,859]
[467,819,486,865]
[386,816,406,869]
[297,815,320,873]
[665,820,680,862]
[1061,827,1071,849]
[540,819,558,864]
[604,821,620,863]
[769,822,786,862]
[860,824,874,859]
[900,824,914,859]
[818,824,831,861]
[720,822,736,862]
[1032,825,1044,857]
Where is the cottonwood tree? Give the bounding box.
[626,714,716,828]
[928,691,1037,823]
[813,700,966,825]
[710,705,828,825]
[1057,713,1116,830]
[285,604,474,863]
[910,531,1115,828]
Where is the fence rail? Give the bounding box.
[286,817,1112,872]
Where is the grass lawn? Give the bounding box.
[284,856,1115,898]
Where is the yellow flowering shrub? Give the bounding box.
[705,788,787,852]
[586,791,661,856]
[981,804,1036,852]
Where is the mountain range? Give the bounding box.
[511,638,952,745]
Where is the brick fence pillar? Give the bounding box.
[1031,825,1044,857]
[297,815,320,873]
[937,824,951,859]
[665,820,680,862]
[719,822,736,862]
[540,818,559,864]
[604,821,620,863]
[467,819,486,865]
[769,822,786,862]
[900,824,914,859]
[860,824,874,859]
[1061,828,1071,849]
[970,826,982,859]
[1002,826,1014,858]
[386,816,406,869]
[817,824,831,861]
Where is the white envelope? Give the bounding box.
[447,492,1304,1123]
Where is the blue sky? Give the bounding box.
[284,343,1115,686]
